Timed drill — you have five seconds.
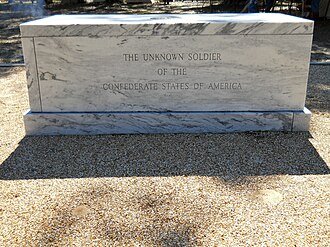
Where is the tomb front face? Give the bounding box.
[20,14,313,135]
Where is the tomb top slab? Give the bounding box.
[20,13,313,37]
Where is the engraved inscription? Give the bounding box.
[102,51,243,92]
[123,52,222,62]
[103,82,242,91]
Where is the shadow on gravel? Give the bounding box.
[306,65,330,113]
[0,132,329,180]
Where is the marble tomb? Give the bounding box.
[20,13,313,135]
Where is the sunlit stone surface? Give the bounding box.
[20,14,313,135]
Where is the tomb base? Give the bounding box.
[23,108,311,135]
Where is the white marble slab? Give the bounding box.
[33,34,312,112]
[293,108,311,131]
[20,14,313,134]
[23,110,294,135]
[20,14,313,37]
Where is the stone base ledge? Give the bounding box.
[23,108,311,135]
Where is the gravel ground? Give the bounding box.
[0,65,329,246]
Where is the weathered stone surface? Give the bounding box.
[24,111,294,135]
[20,13,313,134]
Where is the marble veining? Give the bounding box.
[24,111,294,135]
[20,13,313,135]
[22,13,312,25]
[34,34,312,112]
[20,13,313,37]
[21,37,42,111]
